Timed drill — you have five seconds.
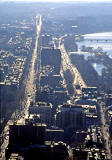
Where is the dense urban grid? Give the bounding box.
[0,1,112,160]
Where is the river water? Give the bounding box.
[75,32,112,75]
[76,32,112,58]
[91,63,106,76]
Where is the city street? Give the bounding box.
[23,15,42,116]
[0,15,42,160]
[99,101,112,160]
[59,40,87,95]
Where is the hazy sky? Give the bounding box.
[3,0,112,2]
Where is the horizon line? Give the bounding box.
[1,0,112,3]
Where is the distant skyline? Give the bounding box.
[1,0,112,3]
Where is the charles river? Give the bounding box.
[75,32,112,76]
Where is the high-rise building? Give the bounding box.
[29,102,53,127]
[9,124,46,147]
[41,48,61,74]
[6,125,70,160]
[56,104,85,130]
[5,124,46,159]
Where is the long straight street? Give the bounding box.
[99,101,112,160]
[59,41,87,95]
[0,15,42,160]
[23,15,42,117]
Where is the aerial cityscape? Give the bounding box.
[0,0,112,160]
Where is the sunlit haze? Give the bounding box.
[2,0,112,2]
[1,0,112,159]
